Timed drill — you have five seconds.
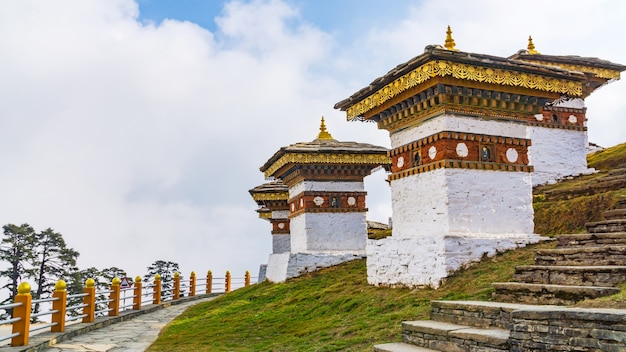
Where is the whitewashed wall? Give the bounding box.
[272,234,290,253]
[527,126,592,185]
[390,114,527,148]
[290,212,366,251]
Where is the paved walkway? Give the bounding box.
[2,294,219,352]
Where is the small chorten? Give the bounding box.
[444,25,458,51]
[258,116,390,283]
[527,35,539,54]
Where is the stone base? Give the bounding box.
[257,264,267,282]
[264,251,365,283]
[366,233,544,289]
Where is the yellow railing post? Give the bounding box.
[225,271,231,293]
[206,270,212,294]
[245,270,251,287]
[153,274,161,305]
[133,276,142,310]
[109,277,121,316]
[51,280,67,333]
[82,278,96,323]
[173,272,180,300]
[11,282,31,346]
[190,272,196,297]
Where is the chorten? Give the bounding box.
[258,117,390,282]
[334,27,625,288]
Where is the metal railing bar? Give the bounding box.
[0,317,21,325]
[29,322,55,333]
[66,314,87,322]
[66,303,88,311]
[31,297,59,304]
[67,293,89,299]
[0,302,22,310]
[0,332,20,342]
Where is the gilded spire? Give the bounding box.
[527,35,539,54]
[444,25,457,51]
[317,116,334,140]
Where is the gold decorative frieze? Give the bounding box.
[345,60,583,120]
[529,61,622,80]
[251,192,289,202]
[263,153,391,179]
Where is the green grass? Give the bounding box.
[148,241,551,352]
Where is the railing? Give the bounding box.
[0,270,254,347]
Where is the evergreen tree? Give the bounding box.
[143,260,180,298]
[0,224,36,316]
[31,228,79,319]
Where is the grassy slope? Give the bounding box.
[148,242,550,352]
[533,142,626,235]
[150,143,626,351]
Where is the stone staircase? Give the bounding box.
[493,196,626,305]
[374,197,626,351]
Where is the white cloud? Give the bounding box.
[0,0,623,287]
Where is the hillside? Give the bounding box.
[149,142,626,352]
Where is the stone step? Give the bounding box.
[604,208,626,220]
[513,265,626,287]
[429,300,553,330]
[492,282,620,305]
[373,342,438,352]
[402,320,509,352]
[555,232,626,247]
[535,245,626,266]
[586,218,626,233]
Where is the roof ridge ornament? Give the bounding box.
[527,35,540,55]
[444,25,458,51]
[317,116,334,140]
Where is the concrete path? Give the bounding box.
[2,294,219,352]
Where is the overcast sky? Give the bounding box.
[1,0,624,282]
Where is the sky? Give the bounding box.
[0,0,624,284]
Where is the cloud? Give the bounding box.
[0,0,622,286]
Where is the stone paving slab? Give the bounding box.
[1,293,220,352]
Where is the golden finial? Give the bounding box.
[317,116,334,140]
[527,35,539,54]
[444,25,457,51]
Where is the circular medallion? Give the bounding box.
[277,222,285,229]
[534,113,543,121]
[456,143,468,158]
[347,196,356,206]
[397,156,405,168]
[506,148,519,163]
[428,146,437,160]
[313,196,324,206]
[568,115,578,124]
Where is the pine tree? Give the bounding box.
[31,228,79,319]
[0,224,36,316]
[144,260,180,299]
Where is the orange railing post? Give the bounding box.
[153,274,161,305]
[225,271,231,293]
[245,270,251,287]
[82,278,96,323]
[109,277,121,316]
[133,276,142,310]
[11,282,32,346]
[206,270,213,294]
[173,272,180,300]
[189,272,196,297]
[51,280,67,333]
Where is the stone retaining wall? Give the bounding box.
[509,308,626,351]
